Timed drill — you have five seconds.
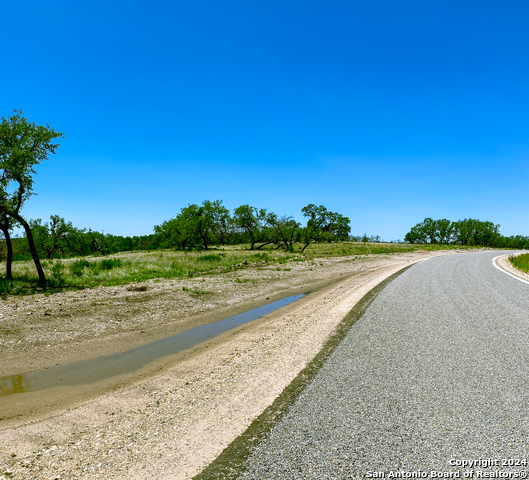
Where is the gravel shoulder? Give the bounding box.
[1,250,461,479]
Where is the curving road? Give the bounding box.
[237,251,529,478]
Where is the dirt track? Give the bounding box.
[0,250,461,479]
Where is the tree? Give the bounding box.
[233,205,271,250]
[94,232,109,254]
[404,218,452,244]
[196,200,229,250]
[154,200,232,251]
[404,225,427,244]
[453,218,501,247]
[301,204,351,251]
[154,206,200,250]
[0,212,16,279]
[405,217,501,247]
[267,213,300,251]
[208,200,232,245]
[29,215,76,259]
[436,219,454,244]
[0,111,64,284]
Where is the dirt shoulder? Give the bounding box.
[0,250,461,479]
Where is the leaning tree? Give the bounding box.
[0,111,64,284]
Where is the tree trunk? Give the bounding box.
[249,235,256,250]
[255,241,274,250]
[200,232,209,250]
[0,224,13,280]
[11,213,46,285]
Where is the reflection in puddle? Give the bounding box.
[0,294,304,397]
[0,374,31,395]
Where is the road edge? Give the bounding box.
[193,263,414,480]
[492,252,529,285]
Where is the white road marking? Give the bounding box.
[492,254,529,285]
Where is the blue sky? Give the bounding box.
[2,1,528,240]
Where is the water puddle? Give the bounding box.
[0,294,304,397]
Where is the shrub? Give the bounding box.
[99,258,123,270]
[0,280,13,295]
[50,261,66,286]
[70,259,91,277]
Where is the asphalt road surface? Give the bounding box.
[237,251,529,479]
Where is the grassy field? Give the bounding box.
[509,253,529,273]
[0,242,470,296]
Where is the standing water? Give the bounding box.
[0,294,304,396]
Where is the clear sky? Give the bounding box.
[2,1,528,241]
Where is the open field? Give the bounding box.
[0,241,470,296]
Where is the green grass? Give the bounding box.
[0,248,286,295]
[0,242,477,297]
[301,241,472,257]
[509,253,529,273]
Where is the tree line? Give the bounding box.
[5,217,157,260]
[404,217,529,248]
[154,201,350,252]
[4,202,351,262]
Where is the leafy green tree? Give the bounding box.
[329,213,351,241]
[301,204,351,251]
[196,200,228,250]
[155,200,232,250]
[87,230,108,255]
[0,111,64,284]
[30,215,76,259]
[208,200,232,245]
[404,218,453,244]
[421,217,439,244]
[233,204,271,250]
[503,235,529,249]
[154,206,200,250]
[406,217,501,247]
[436,219,454,244]
[267,213,300,251]
[404,225,427,244]
[453,218,501,247]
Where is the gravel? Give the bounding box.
[238,251,529,479]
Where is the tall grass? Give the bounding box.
[0,242,472,296]
[0,249,279,295]
[509,253,529,273]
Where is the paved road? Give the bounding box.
[237,251,529,479]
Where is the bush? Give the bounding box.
[0,280,13,295]
[99,258,123,270]
[70,259,92,277]
[50,261,66,287]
